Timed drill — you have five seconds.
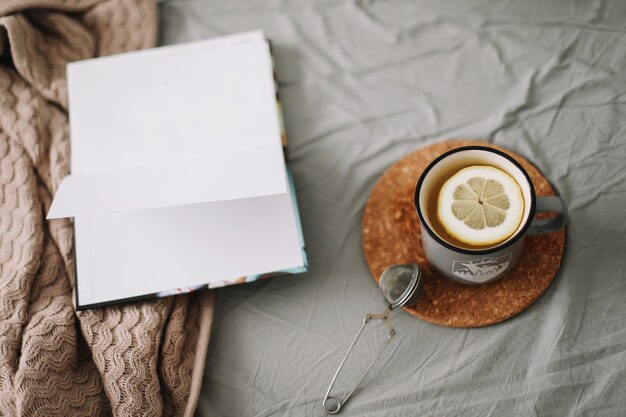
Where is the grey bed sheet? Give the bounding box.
[158,1,626,416]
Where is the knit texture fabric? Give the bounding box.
[0,1,214,416]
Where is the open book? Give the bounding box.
[48,31,307,309]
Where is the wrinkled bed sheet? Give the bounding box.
[158,1,626,415]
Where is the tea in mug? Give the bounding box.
[424,162,525,250]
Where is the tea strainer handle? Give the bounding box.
[322,308,395,414]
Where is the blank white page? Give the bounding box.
[67,31,280,174]
[75,189,303,307]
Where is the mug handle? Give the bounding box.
[527,196,568,236]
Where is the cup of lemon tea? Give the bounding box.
[414,146,567,285]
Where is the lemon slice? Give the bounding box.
[437,165,524,246]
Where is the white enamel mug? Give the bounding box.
[414,146,567,285]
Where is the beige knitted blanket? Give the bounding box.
[0,1,214,416]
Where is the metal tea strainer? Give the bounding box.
[322,264,424,414]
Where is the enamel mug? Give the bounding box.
[414,146,567,285]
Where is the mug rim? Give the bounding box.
[414,145,537,255]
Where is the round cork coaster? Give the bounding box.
[362,140,566,328]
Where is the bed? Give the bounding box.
[158,1,626,415]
